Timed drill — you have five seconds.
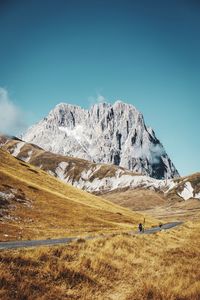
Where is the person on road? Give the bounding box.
[138,223,143,233]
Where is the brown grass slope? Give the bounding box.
[0,221,200,300]
[140,198,200,222]
[0,149,154,242]
[103,188,166,211]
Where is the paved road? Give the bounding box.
[0,221,183,250]
[133,221,183,235]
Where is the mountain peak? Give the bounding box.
[53,102,83,111]
[22,100,179,179]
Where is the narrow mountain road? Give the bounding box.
[0,222,183,250]
[134,221,183,235]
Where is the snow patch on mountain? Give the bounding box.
[177,181,200,201]
[195,192,200,200]
[55,162,69,180]
[80,168,95,180]
[178,182,194,200]
[50,160,168,193]
[23,150,33,162]
[12,142,25,157]
[67,174,168,193]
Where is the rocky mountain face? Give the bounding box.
[22,101,179,179]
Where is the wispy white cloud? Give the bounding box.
[88,93,107,106]
[133,140,165,165]
[150,143,165,164]
[0,87,26,136]
[96,94,106,103]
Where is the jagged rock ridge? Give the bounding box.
[22,101,179,179]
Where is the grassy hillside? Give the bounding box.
[103,188,166,210]
[0,149,153,242]
[0,221,200,299]
[139,198,200,221]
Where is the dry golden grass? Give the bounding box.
[140,198,200,222]
[103,189,166,210]
[0,149,154,241]
[0,221,200,299]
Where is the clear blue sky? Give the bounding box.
[0,0,199,176]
